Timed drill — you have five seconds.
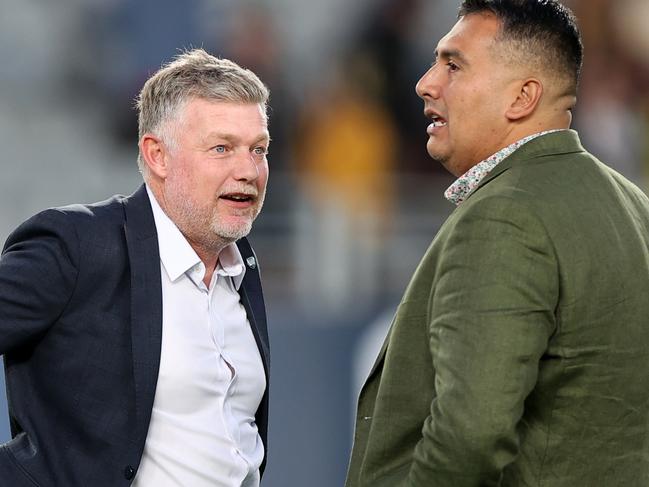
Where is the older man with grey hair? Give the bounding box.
[0,48,272,487]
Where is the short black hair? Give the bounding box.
[458,0,583,93]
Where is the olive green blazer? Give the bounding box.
[346,130,649,487]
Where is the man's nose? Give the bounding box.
[233,150,260,181]
[415,67,441,100]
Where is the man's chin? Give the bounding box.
[213,220,253,243]
[426,140,447,159]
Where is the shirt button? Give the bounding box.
[124,465,136,480]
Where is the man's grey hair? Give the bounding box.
[135,48,270,175]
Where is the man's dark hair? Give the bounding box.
[459,0,583,94]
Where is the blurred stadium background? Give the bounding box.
[0,0,647,485]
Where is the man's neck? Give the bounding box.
[186,242,223,288]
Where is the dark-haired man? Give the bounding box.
[346,1,649,486]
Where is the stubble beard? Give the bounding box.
[167,188,266,254]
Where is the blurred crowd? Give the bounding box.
[1,0,648,320]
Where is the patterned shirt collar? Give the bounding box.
[444,129,563,206]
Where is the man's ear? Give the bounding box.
[505,78,543,121]
[139,134,169,179]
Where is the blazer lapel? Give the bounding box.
[235,237,270,472]
[236,237,270,377]
[357,311,398,396]
[366,320,394,381]
[123,185,163,446]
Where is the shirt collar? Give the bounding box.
[444,129,564,206]
[215,242,246,291]
[145,185,246,289]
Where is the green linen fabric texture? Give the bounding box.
[346,131,649,487]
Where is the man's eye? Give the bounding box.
[253,147,268,156]
[447,61,459,72]
[213,145,227,153]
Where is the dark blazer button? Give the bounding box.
[124,465,136,480]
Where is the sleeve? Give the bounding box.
[0,209,79,354]
[405,195,559,486]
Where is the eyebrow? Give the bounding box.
[204,132,271,145]
[434,48,470,66]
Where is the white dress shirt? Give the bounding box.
[133,187,266,487]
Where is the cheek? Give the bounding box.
[255,163,269,188]
[168,166,209,203]
[167,161,194,184]
[455,92,498,129]
[260,162,269,180]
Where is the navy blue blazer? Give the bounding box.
[0,185,270,486]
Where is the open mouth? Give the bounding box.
[430,114,447,128]
[220,193,255,203]
[424,108,448,133]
